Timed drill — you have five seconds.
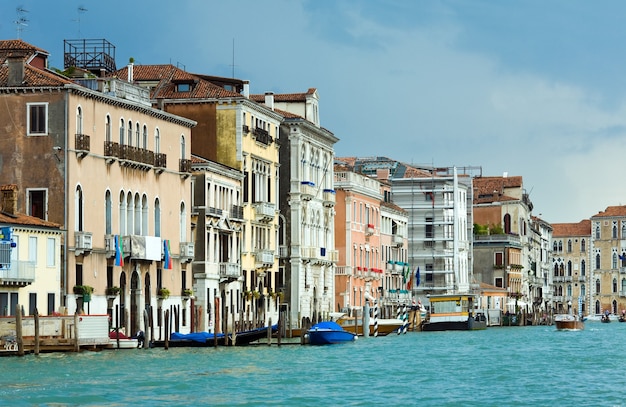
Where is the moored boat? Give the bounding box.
[554,314,584,331]
[152,325,277,347]
[306,321,357,345]
[421,294,487,332]
[335,314,404,336]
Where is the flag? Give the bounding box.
[620,254,625,261]
[163,239,172,269]
[416,267,420,287]
[406,269,413,290]
[114,235,124,267]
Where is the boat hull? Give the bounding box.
[555,314,584,331]
[338,318,404,336]
[307,329,357,345]
[422,318,487,332]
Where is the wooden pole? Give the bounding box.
[267,317,272,346]
[214,298,219,347]
[34,308,40,355]
[16,306,24,356]
[74,313,79,352]
[164,309,170,350]
[116,304,120,350]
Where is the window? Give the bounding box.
[613,253,619,270]
[180,135,186,160]
[567,239,572,252]
[135,123,140,147]
[581,260,586,276]
[47,237,55,267]
[105,115,111,142]
[494,277,503,288]
[596,279,601,294]
[154,198,161,237]
[75,186,84,231]
[581,239,586,252]
[613,222,618,239]
[29,293,36,316]
[581,284,585,297]
[120,119,125,144]
[154,128,160,153]
[142,125,148,149]
[595,223,600,239]
[29,236,37,264]
[127,120,132,146]
[177,83,191,92]
[76,106,83,135]
[613,278,618,293]
[47,293,55,315]
[27,189,46,220]
[494,252,504,266]
[27,102,48,135]
[596,253,601,270]
[105,190,112,235]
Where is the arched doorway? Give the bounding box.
[131,270,140,335]
[119,272,127,331]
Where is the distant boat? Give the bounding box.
[107,331,140,349]
[421,294,487,332]
[334,314,404,336]
[152,325,277,347]
[306,321,357,345]
[601,314,611,323]
[554,314,584,331]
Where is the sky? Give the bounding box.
[2,0,626,224]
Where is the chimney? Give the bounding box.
[127,62,134,82]
[242,80,250,98]
[265,91,274,110]
[7,57,25,86]
[1,185,19,215]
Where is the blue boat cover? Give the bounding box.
[170,331,222,343]
[311,321,343,330]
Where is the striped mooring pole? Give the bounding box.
[373,301,379,337]
[402,304,408,334]
[397,304,403,335]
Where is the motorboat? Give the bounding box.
[306,321,357,345]
[554,314,584,331]
[421,294,487,331]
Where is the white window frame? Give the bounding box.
[27,102,49,136]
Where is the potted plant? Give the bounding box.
[105,286,120,297]
[252,290,261,299]
[182,288,193,297]
[157,287,170,299]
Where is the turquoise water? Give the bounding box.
[2,323,626,406]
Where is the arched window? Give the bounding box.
[126,192,133,235]
[622,279,626,295]
[613,253,618,270]
[76,106,83,135]
[75,185,83,231]
[567,261,572,276]
[127,120,133,146]
[596,253,601,270]
[135,123,140,147]
[553,241,558,252]
[581,284,586,297]
[595,300,600,315]
[154,198,161,237]
[105,115,111,143]
[503,214,511,234]
[134,193,141,235]
[553,263,559,276]
[567,284,572,297]
[180,135,186,160]
[595,224,600,239]
[119,119,125,144]
[567,239,572,252]
[581,239,586,252]
[180,202,187,242]
[105,190,112,235]
[142,194,148,236]
[596,279,601,294]
[581,259,586,276]
[558,241,563,252]
[119,191,126,234]
[154,128,161,153]
[622,222,626,238]
[613,278,618,293]
[142,125,148,149]
[613,222,618,239]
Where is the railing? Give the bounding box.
[300,181,316,199]
[154,153,167,169]
[253,127,273,145]
[279,245,289,258]
[179,158,192,173]
[392,234,404,247]
[322,189,335,207]
[230,205,244,220]
[207,207,223,217]
[0,261,35,285]
[254,250,274,265]
[75,133,90,152]
[335,266,352,276]
[242,125,250,134]
[254,202,275,221]
[104,141,120,158]
[219,262,241,279]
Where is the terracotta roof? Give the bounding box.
[115,65,243,99]
[250,88,316,103]
[473,175,523,203]
[0,211,61,229]
[0,39,49,62]
[0,63,72,87]
[592,205,626,218]
[552,219,591,237]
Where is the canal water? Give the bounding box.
[2,322,626,406]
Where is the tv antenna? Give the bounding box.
[14,6,29,39]
[74,6,88,37]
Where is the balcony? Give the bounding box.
[230,205,244,220]
[75,133,90,158]
[279,245,289,258]
[0,261,35,286]
[207,207,223,217]
[219,262,241,280]
[253,202,275,222]
[179,159,192,178]
[154,153,167,173]
[392,234,404,247]
[104,141,119,164]
[180,242,194,263]
[255,250,275,267]
[322,189,336,207]
[75,231,93,256]
[335,266,352,276]
[242,125,250,134]
[300,181,316,201]
[253,127,273,145]
[104,234,116,258]
[366,224,374,236]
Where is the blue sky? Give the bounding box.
[2,0,626,223]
